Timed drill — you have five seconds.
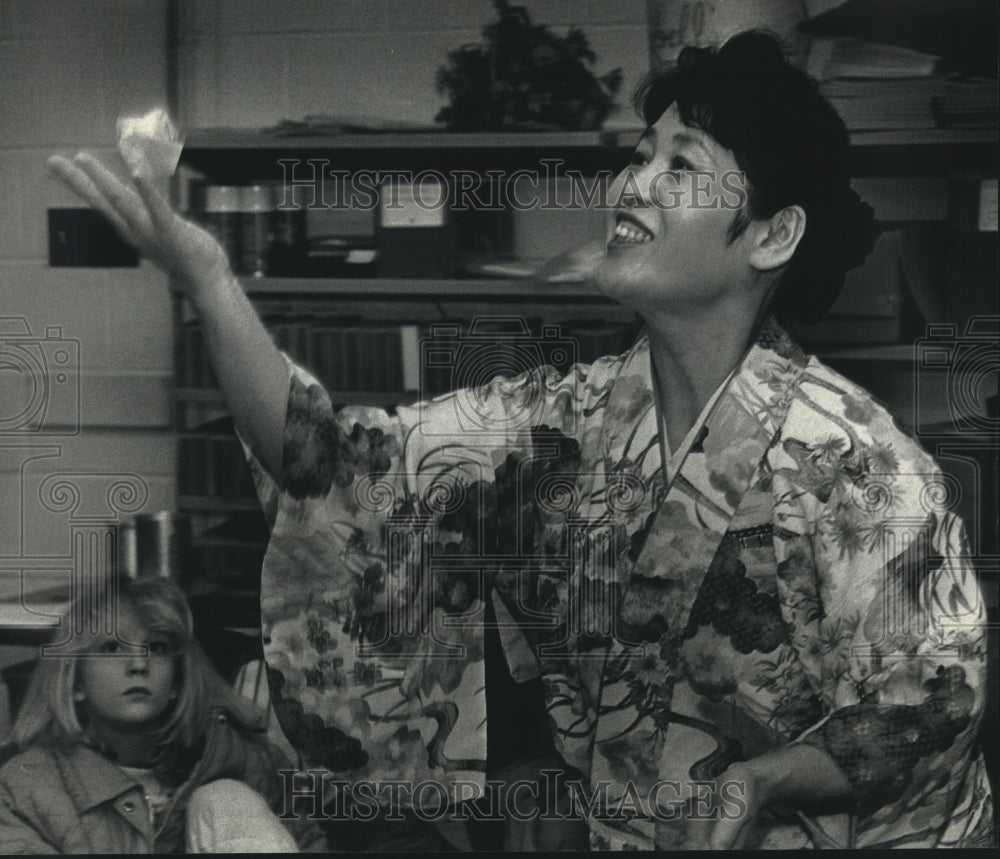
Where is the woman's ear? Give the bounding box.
[749,205,806,272]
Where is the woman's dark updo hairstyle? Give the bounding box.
[635,30,878,323]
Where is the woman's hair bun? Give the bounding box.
[840,187,879,273]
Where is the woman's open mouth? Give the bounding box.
[610,213,654,245]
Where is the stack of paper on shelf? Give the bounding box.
[820,75,942,131]
[809,45,998,133]
[807,36,942,81]
[932,78,1000,129]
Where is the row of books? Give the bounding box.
[178,424,257,502]
[176,317,419,394]
[186,514,269,591]
[176,315,639,399]
[187,542,267,591]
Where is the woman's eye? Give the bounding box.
[670,156,693,171]
[147,640,171,656]
[630,151,650,167]
[99,640,122,654]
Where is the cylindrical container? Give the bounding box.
[268,182,306,275]
[135,512,192,581]
[202,185,242,270]
[118,517,140,580]
[239,184,276,277]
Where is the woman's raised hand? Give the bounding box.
[49,151,288,478]
[47,153,231,298]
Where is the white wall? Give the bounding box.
[0,0,652,627]
[0,0,176,624]
[177,0,650,130]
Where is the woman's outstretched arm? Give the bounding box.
[48,153,288,481]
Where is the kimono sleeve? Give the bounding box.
[235,351,601,805]
[770,390,991,846]
[242,352,600,510]
[236,355,407,511]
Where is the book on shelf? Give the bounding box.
[179,315,422,396]
[179,310,641,410]
[819,73,998,133]
[932,78,1000,129]
[828,94,936,131]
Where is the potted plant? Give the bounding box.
[435,0,622,131]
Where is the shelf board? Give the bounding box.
[178,496,262,512]
[177,387,416,407]
[848,128,997,147]
[185,128,627,151]
[814,344,917,362]
[184,127,996,152]
[237,276,611,298]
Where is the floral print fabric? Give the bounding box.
[246,318,993,849]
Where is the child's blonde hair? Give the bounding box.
[10,577,264,775]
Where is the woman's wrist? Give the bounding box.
[187,262,240,316]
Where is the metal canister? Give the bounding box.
[202,185,242,270]
[135,512,192,581]
[239,184,276,277]
[268,182,306,275]
[118,517,140,580]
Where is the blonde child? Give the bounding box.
[0,577,326,853]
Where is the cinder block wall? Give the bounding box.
[176,0,650,130]
[0,0,652,613]
[0,0,175,590]
[0,0,176,684]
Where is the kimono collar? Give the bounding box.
[603,316,808,517]
[607,317,810,637]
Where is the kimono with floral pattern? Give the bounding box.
[245,318,993,849]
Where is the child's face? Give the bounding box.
[76,604,177,731]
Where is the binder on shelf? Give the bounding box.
[305,323,326,389]
[401,326,420,392]
[334,326,352,392]
[341,328,361,391]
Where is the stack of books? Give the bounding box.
[808,37,942,132]
[932,78,1000,129]
[816,64,998,133]
[802,6,997,134]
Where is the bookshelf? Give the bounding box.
[172,123,997,632]
[172,130,646,628]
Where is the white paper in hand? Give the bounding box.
[116,108,183,179]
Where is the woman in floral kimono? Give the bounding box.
[50,31,992,851]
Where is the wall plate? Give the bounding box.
[48,208,139,267]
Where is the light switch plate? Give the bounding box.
[48,208,139,267]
